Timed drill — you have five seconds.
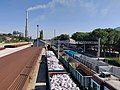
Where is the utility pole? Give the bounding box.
[58,40,60,59]
[84,43,86,53]
[37,25,39,47]
[54,29,56,38]
[98,38,101,59]
[52,29,56,46]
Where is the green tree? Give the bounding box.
[71,28,120,57]
[89,28,108,44]
[116,39,120,52]
[71,32,89,41]
[54,34,69,40]
[59,34,69,40]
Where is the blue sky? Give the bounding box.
[0,0,120,39]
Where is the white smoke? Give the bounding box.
[26,0,98,17]
[27,0,77,11]
[27,4,50,11]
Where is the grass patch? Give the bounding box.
[106,57,120,67]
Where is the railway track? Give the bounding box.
[0,47,42,90]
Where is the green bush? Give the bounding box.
[106,58,120,67]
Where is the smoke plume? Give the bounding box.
[27,0,75,11]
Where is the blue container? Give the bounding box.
[64,50,78,57]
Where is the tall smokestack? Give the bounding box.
[37,25,39,47]
[25,11,28,37]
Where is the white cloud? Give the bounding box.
[101,8,108,16]
[99,0,120,17]
[79,0,97,16]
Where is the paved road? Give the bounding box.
[0,47,41,90]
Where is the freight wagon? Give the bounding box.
[46,50,80,90]
[59,54,92,89]
[64,50,108,72]
[52,47,120,90]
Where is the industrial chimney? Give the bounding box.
[25,11,28,37]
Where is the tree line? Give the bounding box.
[53,28,120,52]
[0,33,31,43]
